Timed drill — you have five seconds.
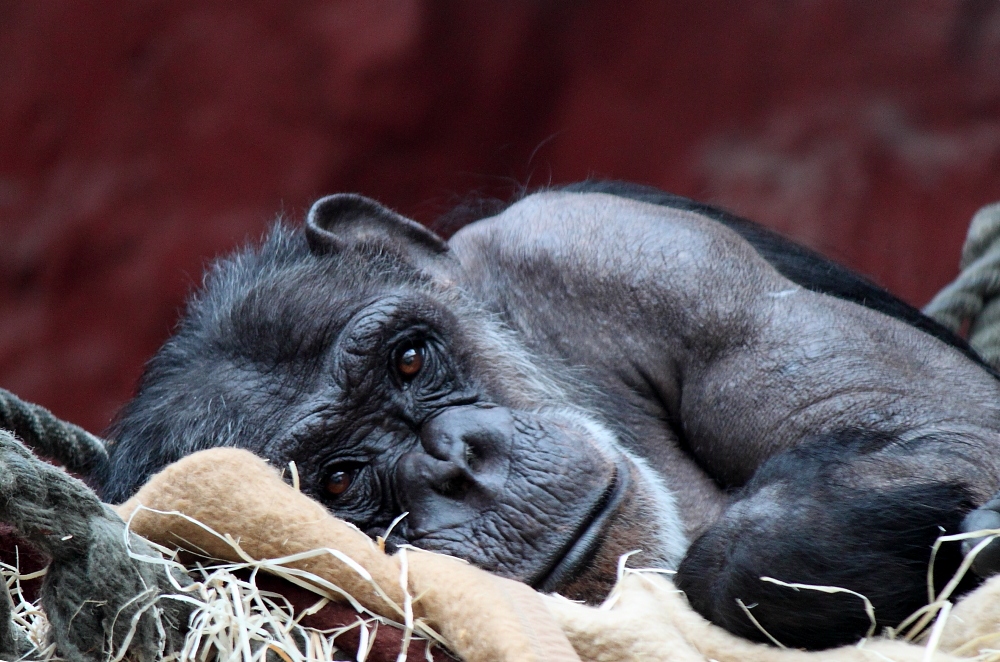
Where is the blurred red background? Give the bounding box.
[1,1,999,434]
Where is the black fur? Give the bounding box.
[96,225,421,501]
[677,430,973,649]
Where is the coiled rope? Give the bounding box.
[0,393,191,660]
[0,429,191,661]
[0,387,107,474]
[923,202,1000,368]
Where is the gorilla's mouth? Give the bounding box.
[532,462,628,593]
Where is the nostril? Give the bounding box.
[460,429,503,473]
[435,474,473,498]
[419,456,473,498]
[464,443,484,472]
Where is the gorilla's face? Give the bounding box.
[260,288,684,599]
[278,293,679,600]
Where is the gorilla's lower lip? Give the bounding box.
[532,462,627,593]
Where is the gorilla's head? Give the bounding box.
[100,194,686,602]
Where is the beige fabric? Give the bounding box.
[117,448,1000,662]
[117,448,580,662]
[547,573,987,662]
[939,574,1000,655]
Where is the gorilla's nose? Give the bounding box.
[419,405,514,476]
[396,405,514,535]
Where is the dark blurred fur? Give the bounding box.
[677,430,972,648]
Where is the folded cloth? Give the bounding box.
[117,448,1000,662]
[117,448,580,662]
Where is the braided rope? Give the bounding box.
[0,429,191,661]
[0,387,107,475]
[923,202,1000,368]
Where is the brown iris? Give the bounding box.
[325,469,353,496]
[397,345,424,378]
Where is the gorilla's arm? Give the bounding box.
[451,191,1000,647]
[450,191,1000,487]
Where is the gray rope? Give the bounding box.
[0,387,108,475]
[0,577,31,659]
[923,202,1000,368]
[0,429,192,661]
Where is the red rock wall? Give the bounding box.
[1,0,999,433]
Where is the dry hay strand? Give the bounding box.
[4,509,448,662]
[6,560,442,662]
[2,556,56,660]
[897,528,1000,662]
[741,528,1000,661]
[6,518,1000,661]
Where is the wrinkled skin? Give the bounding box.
[99,182,1000,650]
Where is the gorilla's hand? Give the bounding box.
[961,497,1000,578]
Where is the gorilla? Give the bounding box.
[96,181,1000,650]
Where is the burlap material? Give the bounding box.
[117,448,580,662]
[118,448,1000,662]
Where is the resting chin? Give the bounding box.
[544,461,686,604]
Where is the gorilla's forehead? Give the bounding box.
[190,232,433,368]
[122,229,446,450]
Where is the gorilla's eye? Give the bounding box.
[395,342,425,379]
[325,465,358,496]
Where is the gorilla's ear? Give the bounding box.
[305,194,448,261]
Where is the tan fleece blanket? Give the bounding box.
[116,448,1000,662]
